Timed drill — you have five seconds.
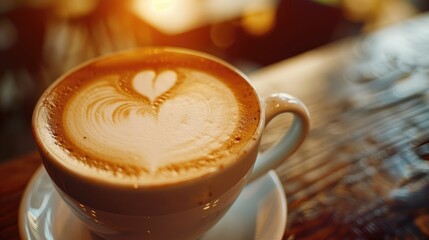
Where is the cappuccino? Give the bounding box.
[34,49,260,185]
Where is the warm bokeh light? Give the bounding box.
[131,0,203,35]
[131,0,280,35]
[241,4,276,36]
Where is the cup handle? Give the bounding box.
[249,93,310,181]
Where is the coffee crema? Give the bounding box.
[34,49,260,185]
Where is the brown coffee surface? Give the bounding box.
[34,48,260,185]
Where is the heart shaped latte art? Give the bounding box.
[132,70,177,103]
[63,69,239,173]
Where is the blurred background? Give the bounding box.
[0,0,428,163]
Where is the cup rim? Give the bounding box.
[32,47,266,188]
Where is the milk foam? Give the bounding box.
[35,50,261,184]
[64,69,238,173]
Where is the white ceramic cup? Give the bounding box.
[32,48,310,240]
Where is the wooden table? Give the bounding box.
[0,153,42,240]
[2,24,429,238]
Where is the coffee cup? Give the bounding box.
[32,48,309,240]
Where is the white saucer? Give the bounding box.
[19,167,287,240]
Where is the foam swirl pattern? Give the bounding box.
[64,69,238,174]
